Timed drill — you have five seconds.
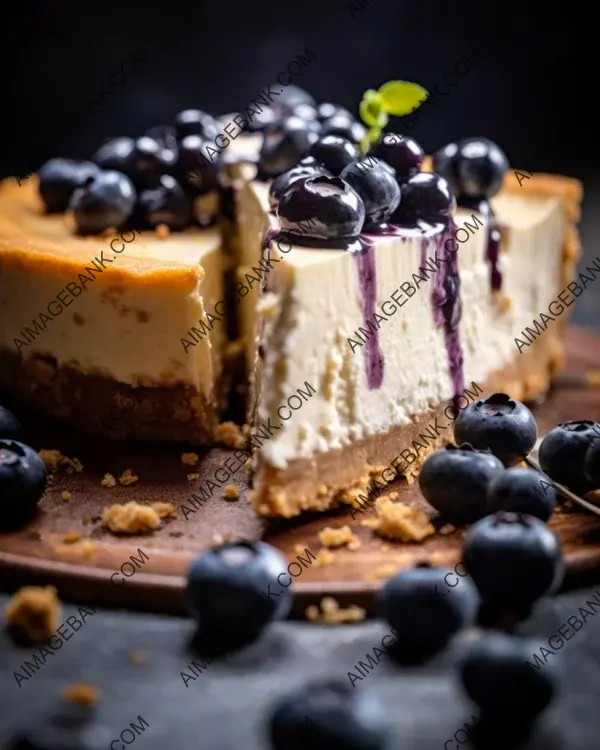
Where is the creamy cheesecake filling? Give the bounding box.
[247,182,566,470]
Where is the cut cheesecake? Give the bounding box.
[0,177,227,443]
[238,170,582,517]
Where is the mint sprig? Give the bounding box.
[358,80,428,153]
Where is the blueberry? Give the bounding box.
[454,392,538,466]
[0,405,23,441]
[584,435,600,488]
[339,158,400,230]
[459,632,561,724]
[369,132,424,182]
[258,117,318,178]
[433,138,509,201]
[539,420,600,493]
[289,102,320,122]
[419,444,505,524]
[0,440,47,530]
[273,85,316,112]
[463,512,563,619]
[92,137,135,173]
[321,114,366,144]
[269,163,331,210]
[144,125,178,152]
[129,136,177,189]
[390,172,455,228]
[269,679,389,750]
[137,175,192,231]
[379,563,478,655]
[277,175,365,244]
[186,541,292,647]
[174,109,219,140]
[243,106,280,132]
[309,135,358,176]
[487,467,556,521]
[317,102,353,122]
[69,170,136,235]
[177,134,222,195]
[37,159,100,213]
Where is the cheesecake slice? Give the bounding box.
[238,169,582,517]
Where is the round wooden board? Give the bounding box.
[2,325,600,616]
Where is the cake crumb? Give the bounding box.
[187,473,200,481]
[101,473,116,488]
[61,683,100,707]
[318,525,361,550]
[154,223,170,239]
[438,523,456,536]
[585,370,600,387]
[313,549,336,567]
[4,586,61,644]
[102,502,161,534]
[181,452,199,466]
[63,530,81,544]
[39,449,83,475]
[212,533,236,545]
[60,491,72,502]
[374,564,398,579]
[389,492,399,500]
[118,469,138,486]
[305,597,366,625]
[80,540,97,557]
[128,650,146,666]
[223,484,240,501]
[215,421,246,450]
[362,497,435,542]
[150,502,176,519]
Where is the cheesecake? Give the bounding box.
[0,90,583,519]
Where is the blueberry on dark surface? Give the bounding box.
[174,109,219,140]
[309,135,358,176]
[129,136,177,189]
[269,163,331,209]
[269,679,389,750]
[379,563,478,655]
[390,172,455,228]
[277,175,365,245]
[369,132,424,182]
[258,117,318,178]
[186,541,292,647]
[539,420,600,493]
[289,102,319,122]
[339,158,400,230]
[144,125,178,152]
[317,102,353,122]
[487,467,556,521]
[0,440,47,530]
[242,105,280,132]
[137,175,192,230]
[69,170,136,235]
[92,136,136,174]
[584,435,600,488]
[37,159,100,213]
[463,512,563,619]
[454,392,538,466]
[433,138,509,201]
[272,84,316,112]
[419,444,505,524]
[177,134,221,195]
[459,632,561,724]
[0,405,23,441]
[321,114,366,144]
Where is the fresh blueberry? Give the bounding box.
[339,158,400,230]
[37,159,100,213]
[177,134,222,195]
[459,632,561,724]
[433,138,509,201]
[317,102,353,122]
[379,563,478,655]
[269,679,389,750]
[92,137,135,174]
[539,420,600,493]
[309,135,358,176]
[269,163,331,210]
[137,175,192,230]
[186,541,292,647]
[463,512,564,620]
[144,125,178,152]
[454,392,538,466]
[69,170,136,235]
[0,405,23,441]
[321,114,366,144]
[129,136,177,189]
[584,435,600,488]
[273,85,316,112]
[277,175,365,245]
[487,468,556,521]
[369,132,424,182]
[390,172,455,228]
[419,444,505,524]
[289,102,319,122]
[174,109,219,140]
[258,117,318,178]
[0,440,47,530]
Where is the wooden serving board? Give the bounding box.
[2,325,600,616]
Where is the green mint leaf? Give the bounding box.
[377,80,428,116]
[359,89,384,127]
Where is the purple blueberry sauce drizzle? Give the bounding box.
[481,202,502,292]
